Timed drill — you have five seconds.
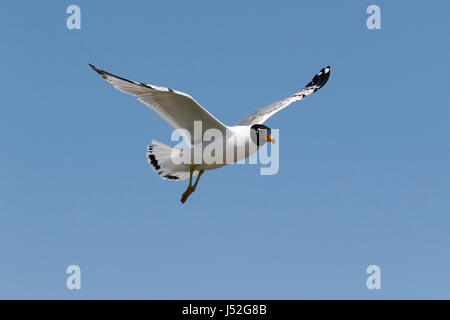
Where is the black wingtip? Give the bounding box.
[321,66,331,74]
[88,63,108,77]
[88,63,100,72]
[302,66,331,92]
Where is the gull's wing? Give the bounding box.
[89,64,227,145]
[237,66,330,126]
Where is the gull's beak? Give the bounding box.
[267,135,275,144]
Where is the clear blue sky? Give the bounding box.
[0,1,448,299]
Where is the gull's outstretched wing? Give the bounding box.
[89,64,227,145]
[237,66,330,126]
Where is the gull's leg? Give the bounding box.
[180,166,195,204]
[192,170,204,191]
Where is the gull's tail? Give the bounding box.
[146,140,194,181]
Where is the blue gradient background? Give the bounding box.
[0,1,448,299]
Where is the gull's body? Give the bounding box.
[89,64,330,202]
[149,125,254,177]
[192,125,258,169]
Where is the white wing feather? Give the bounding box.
[90,64,227,145]
[237,66,330,126]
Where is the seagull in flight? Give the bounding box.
[89,64,330,203]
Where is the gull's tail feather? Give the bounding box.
[146,140,193,181]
